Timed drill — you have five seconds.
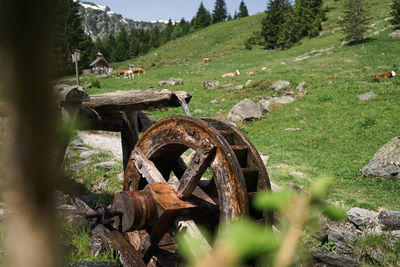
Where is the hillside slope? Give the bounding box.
[83,0,400,210]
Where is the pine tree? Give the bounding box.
[114,28,130,61]
[179,18,191,34]
[105,34,117,62]
[238,1,249,18]
[194,2,212,29]
[294,0,323,37]
[234,10,238,19]
[227,14,233,21]
[171,25,184,39]
[49,0,89,75]
[391,0,400,28]
[212,0,228,23]
[162,19,174,43]
[128,29,140,57]
[261,0,298,49]
[340,0,370,44]
[150,26,161,48]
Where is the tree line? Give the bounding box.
[50,0,249,76]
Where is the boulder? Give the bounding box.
[159,78,183,87]
[347,207,378,229]
[245,80,253,86]
[312,248,357,267]
[361,137,400,180]
[272,80,291,92]
[358,92,377,101]
[327,226,357,255]
[258,99,271,112]
[79,150,98,159]
[389,29,400,38]
[246,71,256,76]
[378,210,400,230]
[222,83,233,88]
[227,99,263,122]
[94,161,118,171]
[235,85,244,90]
[270,96,295,104]
[203,80,219,89]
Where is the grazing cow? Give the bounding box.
[124,69,134,79]
[222,69,240,77]
[203,57,212,63]
[130,67,146,76]
[115,70,126,78]
[371,71,396,78]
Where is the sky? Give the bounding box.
[86,0,267,22]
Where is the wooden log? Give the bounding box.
[81,89,192,113]
[53,83,90,105]
[122,111,140,170]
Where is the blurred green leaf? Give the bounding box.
[253,189,292,211]
[310,176,333,203]
[322,204,346,221]
[218,218,280,259]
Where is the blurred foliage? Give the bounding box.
[177,176,346,266]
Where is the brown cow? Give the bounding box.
[203,57,212,63]
[130,67,146,75]
[371,71,396,78]
[222,69,240,77]
[115,70,126,78]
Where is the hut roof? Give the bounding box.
[89,56,110,68]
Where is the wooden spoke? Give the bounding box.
[176,144,216,199]
[131,147,166,184]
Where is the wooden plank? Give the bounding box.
[81,89,192,113]
[176,145,215,199]
[131,147,166,183]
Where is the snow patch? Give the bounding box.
[79,2,107,12]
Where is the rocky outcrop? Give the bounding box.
[358,92,377,101]
[362,137,400,180]
[203,80,219,89]
[272,80,291,92]
[158,78,183,87]
[227,99,263,122]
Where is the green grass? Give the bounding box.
[356,233,400,266]
[67,0,400,210]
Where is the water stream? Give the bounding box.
[178,98,192,117]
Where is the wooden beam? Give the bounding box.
[81,89,192,113]
[122,111,140,170]
[131,147,166,184]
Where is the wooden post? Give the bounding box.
[121,111,140,170]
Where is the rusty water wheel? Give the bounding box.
[122,116,271,265]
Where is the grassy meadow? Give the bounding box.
[66,0,400,211]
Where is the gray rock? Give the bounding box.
[64,148,75,158]
[94,161,118,171]
[159,78,183,87]
[194,109,204,114]
[76,194,100,209]
[272,80,291,91]
[369,249,383,263]
[57,205,87,226]
[245,80,253,86]
[54,190,73,206]
[227,99,263,122]
[358,92,377,101]
[296,81,306,92]
[203,80,219,89]
[69,137,85,148]
[68,262,118,267]
[362,137,400,180]
[79,150,98,159]
[270,96,295,104]
[246,71,256,76]
[258,99,271,112]
[327,226,357,254]
[97,181,109,191]
[235,85,244,90]
[389,29,400,37]
[261,67,269,71]
[285,128,301,131]
[378,210,400,230]
[347,207,378,229]
[312,248,357,267]
[211,99,219,105]
[69,160,91,172]
[222,83,234,88]
[90,237,104,257]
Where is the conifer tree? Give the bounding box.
[114,28,130,61]
[238,1,249,18]
[212,0,228,23]
[150,26,161,48]
[340,0,370,44]
[261,0,298,49]
[128,30,140,57]
[234,10,238,19]
[105,34,117,62]
[179,18,191,33]
[391,0,400,28]
[194,2,212,29]
[294,0,323,38]
[162,19,174,43]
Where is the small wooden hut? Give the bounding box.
[87,52,111,74]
